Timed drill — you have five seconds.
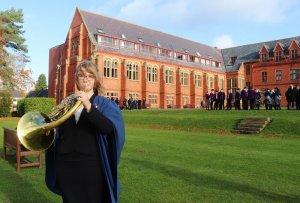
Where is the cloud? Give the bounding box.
[213,35,234,49]
[116,0,299,26]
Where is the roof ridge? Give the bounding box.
[79,9,213,49]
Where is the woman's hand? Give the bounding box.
[75,91,92,112]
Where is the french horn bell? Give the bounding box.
[17,94,82,151]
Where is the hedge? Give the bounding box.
[17,97,56,117]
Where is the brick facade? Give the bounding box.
[49,8,300,108]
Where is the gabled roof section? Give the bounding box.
[77,8,223,64]
[288,39,300,50]
[273,42,284,52]
[221,36,300,72]
[259,44,269,54]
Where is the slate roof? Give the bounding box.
[221,36,300,72]
[77,8,300,74]
[79,9,224,72]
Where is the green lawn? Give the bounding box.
[0,110,299,202]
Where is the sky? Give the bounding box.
[1,0,300,83]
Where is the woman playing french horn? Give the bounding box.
[45,60,125,203]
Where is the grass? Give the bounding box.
[0,110,300,202]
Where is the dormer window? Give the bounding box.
[183,49,189,53]
[275,51,282,63]
[121,33,126,39]
[291,49,298,60]
[156,42,161,47]
[229,56,237,65]
[261,53,267,62]
[97,28,105,34]
[138,38,145,43]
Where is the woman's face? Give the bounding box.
[76,68,95,93]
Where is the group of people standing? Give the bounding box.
[121,97,146,110]
[204,84,300,111]
[285,84,300,110]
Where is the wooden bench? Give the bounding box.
[2,127,42,172]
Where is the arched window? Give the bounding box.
[111,59,118,78]
[165,68,174,84]
[132,63,139,80]
[104,59,111,78]
[146,65,158,82]
[104,58,118,78]
[126,62,132,79]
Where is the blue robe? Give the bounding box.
[45,96,125,203]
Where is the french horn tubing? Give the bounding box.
[17,94,82,151]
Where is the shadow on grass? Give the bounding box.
[127,158,300,202]
[0,148,55,203]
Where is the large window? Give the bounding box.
[104,59,118,78]
[126,62,139,80]
[275,51,282,63]
[166,95,174,106]
[146,65,158,82]
[159,49,170,57]
[120,40,135,49]
[246,65,250,75]
[209,76,214,89]
[141,44,155,54]
[148,94,157,105]
[106,92,118,100]
[180,72,189,86]
[227,78,237,95]
[291,49,298,61]
[218,78,224,90]
[290,69,299,80]
[182,96,189,105]
[165,69,174,84]
[128,93,139,101]
[261,53,267,62]
[99,36,116,46]
[194,74,202,87]
[262,71,267,82]
[276,70,282,81]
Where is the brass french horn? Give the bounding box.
[17,94,82,151]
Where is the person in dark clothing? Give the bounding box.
[226,89,233,110]
[122,97,128,110]
[248,87,256,110]
[235,88,241,110]
[115,97,119,105]
[137,97,142,110]
[241,87,248,110]
[291,85,298,109]
[205,91,210,110]
[45,60,125,203]
[214,91,219,110]
[296,85,300,110]
[254,89,261,110]
[209,89,215,110]
[285,84,294,110]
[264,88,272,110]
[274,87,281,110]
[218,89,225,110]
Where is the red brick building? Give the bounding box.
[222,37,300,106]
[49,8,300,108]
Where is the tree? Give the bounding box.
[35,74,47,91]
[0,89,12,117]
[0,8,33,91]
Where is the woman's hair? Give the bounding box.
[75,60,103,95]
